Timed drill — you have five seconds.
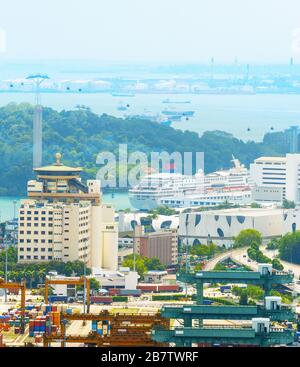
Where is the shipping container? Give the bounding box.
[90,296,113,304]
[119,289,141,297]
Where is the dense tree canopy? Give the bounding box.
[233,229,262,248]
[0,103,290,195]
[278,231,300,264]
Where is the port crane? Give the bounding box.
[43,310,169,347]
[44,276,91,313]
[0,278,26,333]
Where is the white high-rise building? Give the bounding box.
[17,153,118,270]
[250,153,300,204]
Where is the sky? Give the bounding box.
[0,0,300,63]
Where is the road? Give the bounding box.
[205,245,300,294]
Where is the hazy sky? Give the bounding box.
[1,0,300,63]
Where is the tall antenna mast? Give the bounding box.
[26,74,50,169]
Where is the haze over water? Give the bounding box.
[0,92,300,142]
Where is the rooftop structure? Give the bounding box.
[28,153,101,205]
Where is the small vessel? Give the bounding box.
[117,105,127,111]
[162,109,195,117]
[117,101,129,111]
[126,112,172,127]
[112,92,135,97]
[162,98,191,104]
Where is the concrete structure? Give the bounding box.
[178,207,300,248]
[18,153,118,270]
[91,267,139,290]
[116,212,179,233]
[250,153,300,204]
[144,270,168,283]
[134,225,178,266]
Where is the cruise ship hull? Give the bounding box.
[129,194,160,211]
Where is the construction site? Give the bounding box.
[0,262,300,348]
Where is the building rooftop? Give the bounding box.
[34,153,82,173]
[254,156,286,163]
[193,207,288,217]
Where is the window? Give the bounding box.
[34,239,38,243]
[27,217,32,221]
[48,248,53,252]
[26,231,31,235]
[48,240,53,244]
[19,247,24,251]
[26,255,31,259]
[41,217,46,221]
[41,223,46,227]
[26,248,31,251]
[41,248,45,252]
[41,231,46,235]
[34,231,38,235]
[48,256,52,260]
[34,256,38,260]
[34,248,38,252]
[19,255,24,259]
[41,256,45,260]
[27,239,31,243]
[20,231,24,234]
[19,239,24,243]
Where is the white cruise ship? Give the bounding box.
[128,156,252,210]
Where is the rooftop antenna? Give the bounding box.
[26,74,50,169]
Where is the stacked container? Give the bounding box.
[92,320,110,336]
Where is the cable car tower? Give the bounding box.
[26,74,49,169]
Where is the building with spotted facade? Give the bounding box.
[178,207,300,248]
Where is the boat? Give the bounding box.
[117,105,128,111]
[112,92,135,97]
[126,112,173,126]
[162,99,191,104]
[162,109,195,117]
[128,156,252,210]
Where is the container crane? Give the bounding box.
[44,276,91,313]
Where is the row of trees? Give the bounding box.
[0,247,91,288]
[247,242,283,270]
[122,254,165,279]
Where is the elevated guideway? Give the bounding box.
[161,304,295,322]
[177,270,294,304]
[152,325,294,347]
